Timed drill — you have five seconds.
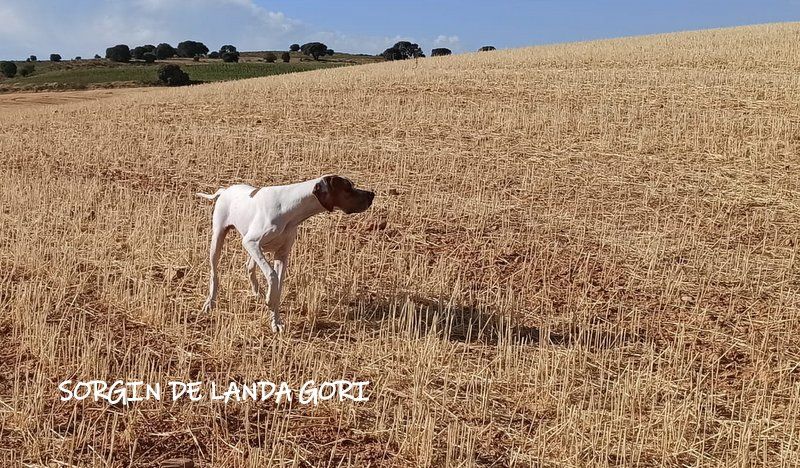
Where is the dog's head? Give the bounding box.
[313,175,375,214]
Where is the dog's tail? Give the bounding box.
[196,188,224,201]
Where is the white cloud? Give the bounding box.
[0,5,26,36]
[0,0,309,59]
[0,0,439,59]
[312,31,413,55]
[433,35,461,52]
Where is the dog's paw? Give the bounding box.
[201,298,215,313]
[270,319,285,334]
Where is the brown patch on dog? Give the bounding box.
[313,175,374,214]
[313,177,335,211]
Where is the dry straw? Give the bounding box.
[1,22,799,466]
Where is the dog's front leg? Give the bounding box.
[269,229,295,330]
[271,244,293,331]
[246,258,260,297]
[269,256,287,332]
[243,231,284,333]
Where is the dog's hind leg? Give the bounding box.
[202,223,227,312]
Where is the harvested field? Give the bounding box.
[1,22,800,466]
[0,88,152,110]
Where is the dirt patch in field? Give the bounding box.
[0,87,155,110]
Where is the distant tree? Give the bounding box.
[394,41,425,58]
[177,40,208,58]
[219,45,237,55]
[289,43,300,52]
[325,49,334,56]
[106,44,131,62]
[380,47,403,61]
[300,42,328,60]
[478,46,496,52]
[280,51,290,63]
[264,52,277,63]
[157,64,190,86]
[208,51,220,59]
[28,55,37,62]
[50,54,62,62]
[431,48,451,57]
[221,51,239,62]
[74,56,81,61]
[19,63,34,77]
[142,52,156,63]
[94,54,101,59]
[0,61,17,78]
[392,41,412,58]
[132,45,155,60]
[382,41,424,60]
[155,43,176,60]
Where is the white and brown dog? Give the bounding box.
[197,175,375,332]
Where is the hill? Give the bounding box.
[1,23,799,466]
[0,51,376,93]
[240,50,383,65]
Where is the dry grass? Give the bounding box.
[0,88,154,111]
[2,22,800,466]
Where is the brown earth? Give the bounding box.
[0,87,155,110]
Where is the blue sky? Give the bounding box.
[1,0,799,59]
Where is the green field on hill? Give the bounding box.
[0,52,375,92]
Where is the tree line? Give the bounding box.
[380,41,496,60]
[2,39,497,81]
[102,41,336,63]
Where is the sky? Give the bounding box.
[1,0,799,60]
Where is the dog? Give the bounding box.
[197,175,375,332]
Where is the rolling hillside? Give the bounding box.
[1,23,799,466]
[0,51,372,93]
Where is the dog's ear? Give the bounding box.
[313,176,335,212]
